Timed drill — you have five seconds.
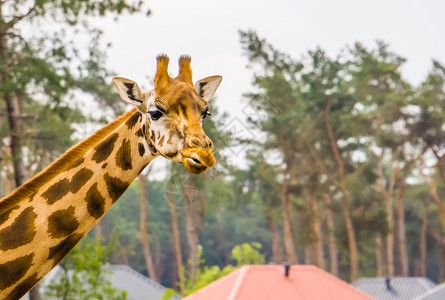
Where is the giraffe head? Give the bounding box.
[112,54,222,174]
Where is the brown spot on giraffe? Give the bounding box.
[115,139,132,170]
[125,111,142,129]
[104,173,130,203]
[0,207,37,251]
[85,183,106,219]
[143,124,149,136]
[92,132,119,163]
[48,233,83,266]
[148,142,157,154]
[135,127,145,137]
[138,143,146,157]
[70,168,94,194]
[42,179,70,205]
[102,163,108,169]
[0,205,20,226]
[0,254,34,290]
[47,206,79,238]
[6,273,40,300]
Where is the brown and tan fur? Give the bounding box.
[0,55,222,299]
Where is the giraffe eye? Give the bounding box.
[148,110,163,121]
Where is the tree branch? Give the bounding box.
[6,3,37,28]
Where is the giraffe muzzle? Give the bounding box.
[181,148,215,174]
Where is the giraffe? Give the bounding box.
[0,54,222,299]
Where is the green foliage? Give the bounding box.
[231,242,265,265]
[43,237,127,300]
[161,288,178,300]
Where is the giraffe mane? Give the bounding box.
[0,108,137,214]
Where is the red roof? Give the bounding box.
[183,265,375,300]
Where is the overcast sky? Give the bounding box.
[92,0,445,171]
[96,0,445,115]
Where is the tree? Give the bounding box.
[0,2,143,297]
[240,30,302,264]
[347,42,411,276]
[410,61,445,234]
[43,237,127,300]
[138,171,157,281]
[167,181,185,295]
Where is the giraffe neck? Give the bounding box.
[0,110,156,299]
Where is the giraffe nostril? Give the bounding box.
[191,138,202,148]
[189,136,213,149]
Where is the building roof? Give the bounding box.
[413,282,445,300]
[352,277,437,300]
[22,264,177,300]
[106,265,173,300]
[183,264,374,300]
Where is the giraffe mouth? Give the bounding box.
[181,148,215,174]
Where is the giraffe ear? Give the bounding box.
[195,75,222,102]
[113,77,145,108]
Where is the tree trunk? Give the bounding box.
[267,216,284,264]
[282,179,298,264]
[139,174,157,281]
[375,234,383,276]
[183,176,204,285]
[4,146,14,195]
[324,98,358,281]
[376,155,397,277]
[184,204,200,284]
[3,84,26,188]
[439,244,445,283]
[324,194,339,276]
[94,221,103,243]
[304,247,312,264]
[309,192,324,269]
[118,239,130,266]
[215,211,228,265]
[424,177,445,234]
[168,182,185,295]
[1,19,38,298]
[0,11,26,189]
[420,202,428,277]
[395,177,408,276]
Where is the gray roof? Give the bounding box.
[413,283,445,300]
[106,265,174,300]
[22,264,179,300]
[352,277,437,300]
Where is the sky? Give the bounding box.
[92,0,445,173]
[96,0,445,114]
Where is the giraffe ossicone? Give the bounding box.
[0,54,222,299]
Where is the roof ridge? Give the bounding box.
[227,265,249,300]
[301,265,375,300]
[106,264,166,291]
[412,282,445,300]
[182,266,243,299]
